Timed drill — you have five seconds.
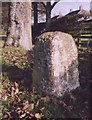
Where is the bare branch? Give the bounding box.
[51,2,58,9]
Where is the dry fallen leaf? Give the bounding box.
[19,113,26,118]
[35,113,41,119]
[2,95,7,101]
[11,86,15,97]
[30,113,34,117]
[35,101,40,107]
[40,107,45,112]
[15,82,19,88]
[28,103,34,112]
[23,104,29,111]
[15,88,19,95]
[2,90,8,101]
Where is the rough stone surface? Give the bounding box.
[32,31,79,97]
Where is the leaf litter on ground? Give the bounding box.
[1,45,92,119]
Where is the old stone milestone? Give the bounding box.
[32,31,79,97]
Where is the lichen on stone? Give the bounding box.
[33,31,79,98]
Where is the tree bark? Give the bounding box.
[43,2,58,31]
[33,2,38,26]
[46,2,51,31]
[5,2,32,50]
[33,2,38,38]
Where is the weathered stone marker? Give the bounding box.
[32,32,79,97]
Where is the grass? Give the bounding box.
[1,40,92,119]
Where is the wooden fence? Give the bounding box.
[66,19,92,47]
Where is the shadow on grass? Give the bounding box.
[2,64,33,91]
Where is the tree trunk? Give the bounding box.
[33,2,38,26]
[5,2,32,50]
[46,2,51,31]
[39,2,58,31]
[33,2,38,38]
